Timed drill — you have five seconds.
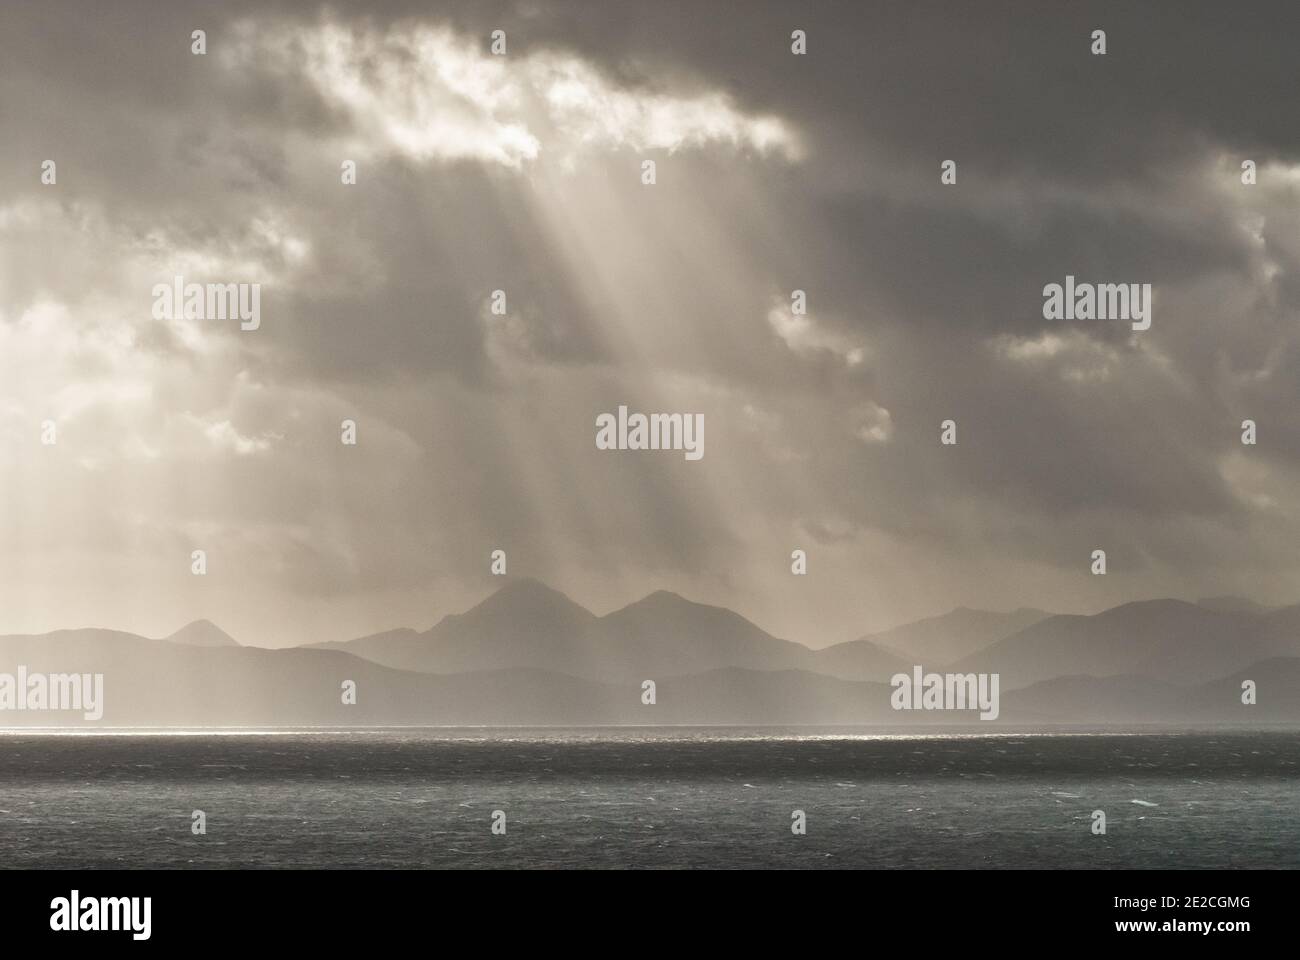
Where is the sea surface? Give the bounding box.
[0,728,1296,869]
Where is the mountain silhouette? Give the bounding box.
[315,578,905,683]
[1197,596,1279,617]
[954,599,1269,688]
[2,587,1298,727]
[164,619,240,647]
[0,623,1295,726]
[819,606,1050,670]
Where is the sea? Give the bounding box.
[0,728,1296,869]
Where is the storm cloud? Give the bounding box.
[2,0,1297,647]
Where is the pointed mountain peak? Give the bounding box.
[640,589,691,605]
[618,590,725,617]
[492,576,565,597]
[612,590,770,631]
[166,619,239,647]
[458,578,595,623]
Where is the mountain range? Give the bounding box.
[1,580,1296,727]
[311,579,909,683]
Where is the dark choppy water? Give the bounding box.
[0,729,1296,869]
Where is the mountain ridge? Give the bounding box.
[310,578,906,683]
[0,624,1295,726]
[3,583,1296,725]
[953,598,1289,689]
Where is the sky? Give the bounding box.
[1,0,1298,649]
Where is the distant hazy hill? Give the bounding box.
[320,579,597,675]
[595,590,823,679]
[954,599,1275,689]
[315,583,1300,692]
[1196,596,1279,617]
[3,586,1297,727]
[0,625,1296,726]
[314,578,906,683]
[1003,658,1300,725]
[818,606,1050,671]
[1254,604,1300,657]
[163,619,240,647]
[0,628,618,726]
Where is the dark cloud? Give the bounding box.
[1,0,1298,647]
